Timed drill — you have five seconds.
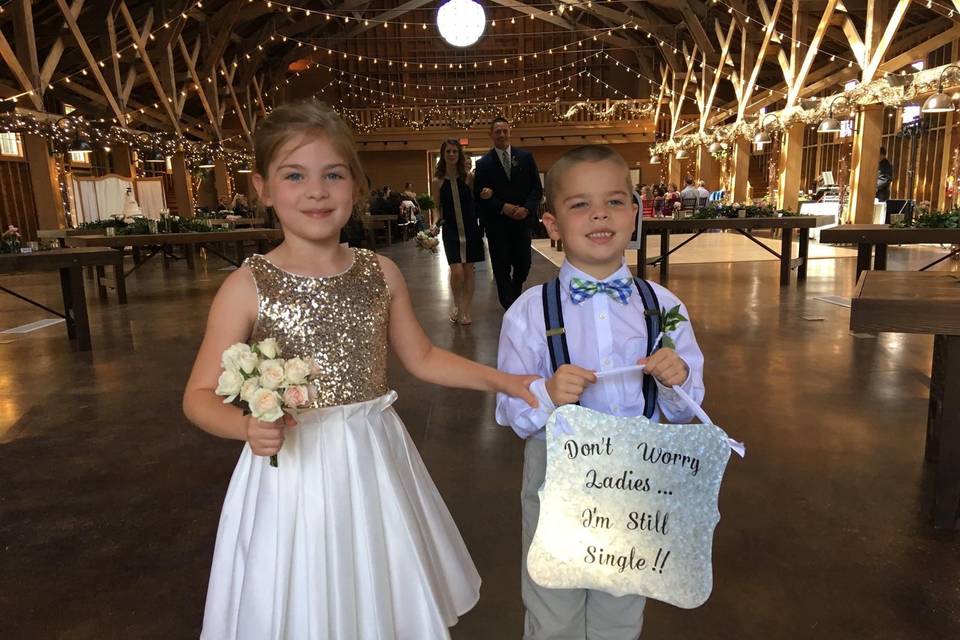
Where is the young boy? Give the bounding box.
[496,145,705,640]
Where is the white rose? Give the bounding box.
[215,369,244,403]
[250,388,284,423]
[308,358,324,377]
[282,385,310,408]
[257,338,280,360]
[284,357,311,385]
[240,377,260,404]
[221,342,252,373]
[236,350,259,375]
[258,359,285,390]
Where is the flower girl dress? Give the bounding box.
[201,248,480,640]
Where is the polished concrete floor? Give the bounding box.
[0,239,958,639]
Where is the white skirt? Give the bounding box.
[201,391,481,640]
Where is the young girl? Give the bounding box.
[433,139,485,326]
[183,101,537,640]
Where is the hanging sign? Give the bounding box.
[527,404,736,609]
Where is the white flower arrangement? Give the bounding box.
[415,229,440,254]
[215,338,319,466]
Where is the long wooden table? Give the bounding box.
[0,248,125,351]
[851,271,960,528]
[65,228,283,278]
[636,216,817,285]
[819,225,960,283]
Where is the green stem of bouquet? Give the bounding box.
[270,454,278,467]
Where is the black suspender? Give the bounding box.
[541,277,661,419]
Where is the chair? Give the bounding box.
[641,198,655,217]
[680,196,699,217]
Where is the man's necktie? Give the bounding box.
[500,150,511,180]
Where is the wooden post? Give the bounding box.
[731,141,751,203]
[110,144,134,179]
[22,135,66,230]
[668,155,682,187]
[849,104,884,224]
[777,123,804,212]
[171,152,194,218]
[214,158,231,205]
[696,146,720,192]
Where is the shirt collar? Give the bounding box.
[559,259,631,291]
[497,145,511,158]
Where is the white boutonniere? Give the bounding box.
[511,156,521,170]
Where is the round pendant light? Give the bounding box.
[922,64,960,114]
[922,91,955,113]
[675,149,689,159]
[817,117,841,134]
[649,154,661,165]
[437,0,486,48]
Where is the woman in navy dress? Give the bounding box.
[433,139,484,325]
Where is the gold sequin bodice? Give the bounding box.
[246,249,389,408]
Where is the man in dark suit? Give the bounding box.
[474,117,543,310]
[876,146,894,202]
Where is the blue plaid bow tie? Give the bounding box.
[569,277,634,305]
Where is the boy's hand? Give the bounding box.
[246,413,296,458]
[545,364,597,406]
[496,373,540,408]
[480,187,493,199]
[638,348,688,387]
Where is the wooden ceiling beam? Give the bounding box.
[54,0,125,120]
[219,58,253,146]
[578,2,681,70]
[786,0,838,108]
[681,2,716,59]
[118,1,181,133]
[201,0,242,78]
[738,0,783,119]
[862,0,911,83]
[12,0,40,96]
[487,0,636,50]
[880,23,960,73]
[0,29,42,109]
[40,0,85,90]
[177,36,223,140]
[702,18,737,132]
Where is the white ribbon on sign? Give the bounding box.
[593,364,745,458]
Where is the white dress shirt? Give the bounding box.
[496,260,705,439]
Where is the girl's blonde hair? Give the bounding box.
[253,100,369,212]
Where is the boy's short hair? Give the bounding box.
[544,145,632,213]
[491,116,509,130]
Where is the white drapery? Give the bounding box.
[72,174,133,223]
[135,178,167,219]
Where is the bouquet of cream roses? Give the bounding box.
[415,228,440,254]
[215,337,318,466]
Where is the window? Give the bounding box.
[0,132,22,157]
[902,105,921,123]
[840,120,854,138]
[911,60,925,72]
[69,150,92,165]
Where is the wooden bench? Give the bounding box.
[851,271,960,528]
[637,216,817,285]
[820,224,960,283]
[0,248,125,351]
